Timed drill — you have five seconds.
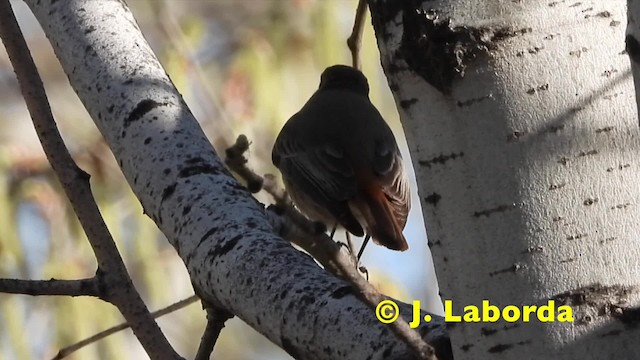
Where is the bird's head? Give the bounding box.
[318,65,370,96]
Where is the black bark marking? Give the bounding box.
[526,83,549,94]
[490,340,530,354]
[521,245,544,254]
[583,197,598,206]
[208,235,242,261]
[368,1,530,93]
[161,183,176,202]
[507,130,527,142]
[558,156,570,165]
[399,98,418,109]
[281,336,301,360]
[178,164,219,178]
[607,164,630,172]
[457,94,492,107]
[473,203,518,217]
[488,344,512,353]
[596,126,614,133]
[489,263,525,277]
[481,327,497,336]
[197,227,217,248]
[599,237,617,244]
[611,203,631,210]
[424,192,442,206]
[330,286,354,299]
[577,149,598,157]
[124,99,168,127]
[552,284,640,326]
[566,233,587,240]
[419,152,464,168]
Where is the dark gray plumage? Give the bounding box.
[272,65,410,253]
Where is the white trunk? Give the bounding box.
[371,0,640,359]
[24,1,450,359]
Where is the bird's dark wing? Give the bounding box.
[372,140,410,228]
[273,134,364,235]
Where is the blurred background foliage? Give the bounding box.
[0,0,441,359]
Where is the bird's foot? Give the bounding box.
[358,265,369,281]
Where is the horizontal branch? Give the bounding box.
[0,277,101,298]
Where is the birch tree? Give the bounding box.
[370,0,640,359]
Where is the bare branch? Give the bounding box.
[0,1,180,358]
[0,278,101,298]
[54,295,199,360]
[194,306,233,360]
[225,135,264,193]
[347,0,368,70]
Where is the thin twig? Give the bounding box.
[224,136,437,359]
[194,306,233,360]
[53,295,199,360]
[0,2,180,358]
[0,278,101,298]
[347,0,368,70]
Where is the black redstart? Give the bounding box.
[272,65,410,258]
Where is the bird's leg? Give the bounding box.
[359,265,369,281]
[356,234,371,261]
[331,223,351,251]
[356,234,371,281]
[345,231,361,268]
[329,223,338,239]
[346,231,356,256]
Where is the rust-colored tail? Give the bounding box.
[354,186,408,251]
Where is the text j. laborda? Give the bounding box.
[375,299,574,327]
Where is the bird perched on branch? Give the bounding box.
[272,65,410,259]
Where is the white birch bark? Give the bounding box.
[23,1,450,359]
[371,0,640,359]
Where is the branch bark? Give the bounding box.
[0,278,100,297]
[21,1,450,359]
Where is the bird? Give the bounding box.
[272,64,410,259]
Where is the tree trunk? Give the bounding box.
[23,1,450,359]
[370,0,640,359]
[628,0,640,123]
